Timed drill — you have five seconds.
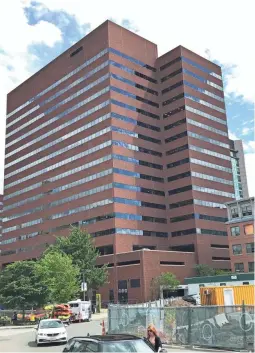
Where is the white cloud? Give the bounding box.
[0,0,62,194]
[241,127,251,136]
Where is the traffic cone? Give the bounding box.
[101,320,106,335]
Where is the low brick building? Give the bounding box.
[226,197,254,273]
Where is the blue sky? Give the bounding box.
[0,0,254,195]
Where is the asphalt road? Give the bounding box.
[0,320,103,352]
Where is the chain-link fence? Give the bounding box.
[108,304,254,350]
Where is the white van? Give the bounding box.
[68,299,92,322]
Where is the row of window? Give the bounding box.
[163,105,185,119]
[171,228,227,237]
[92,228,167,238]
[164,118,186,131]
[188,131,229,149]
[3,218,42,234]
[51,197,166,221]
[110,72,158,96]
[82,212,166,225]
[230,224,254,236]
[169,198,226,209]
[190,144,230,161]
[234,262,254,273]
[111,85,159,108]
[186,105,226,125]
[7,47,156,119]
[185,93,225,113]
[230,204,253,219]
[166,156,232,174]
[6,74,110,138]
[166,144,188,156]
[0,244,46,256]
[5,138,163,188]
[7,60,109,129]
[183,80,224,102]
[168,184,234,198]
[111,99,159,120]
[170,213,227,223]
[182,68,223,91]
[159,55,221,80]
[0,231,39,245]
[186,117,227,137]
[232,243,254,255]
[161,66,222,91]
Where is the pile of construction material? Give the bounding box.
[166,298,195,307]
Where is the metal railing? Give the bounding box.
[108,304,254,350]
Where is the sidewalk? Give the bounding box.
[0,310,108,329]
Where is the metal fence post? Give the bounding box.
[242,301,247,351]
[187,307,192,346]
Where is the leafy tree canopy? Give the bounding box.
[0,261,48,310]
[45,227,108,289]
[36,250,80,303]
[194,264,231,277]
[150,272,180,300]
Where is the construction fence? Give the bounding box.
[108,304,254,350]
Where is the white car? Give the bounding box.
[35,319,68,346]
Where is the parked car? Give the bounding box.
[63,334,167,352]
[35,319,68,346]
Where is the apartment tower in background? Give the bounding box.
[230,139,249,199]
[1,21,235,303]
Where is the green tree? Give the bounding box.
[0,261,48,314]
[194,264,216,277]
[194,264,231,277]
[36,250,80,303]
[150,272,180,300]
[46,227,108,291]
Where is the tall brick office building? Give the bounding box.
[0,21,235,303]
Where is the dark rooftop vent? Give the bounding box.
[70,46,83,58]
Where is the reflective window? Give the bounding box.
[186,118,227,136]
[190,158,232,173]
[170,213,227,223]
[183,68,223,91]
[165,131,187,143]
[200,229,227,236]
[232,244,242,255]
[7,77,110,138]
[111,112,160,131]
[241,204,252,217]
[163,105,185,119]
[185,93,225,113]
[188,131,229,149]
[167,171,191,182]
[166,144,188,156]
[171,228,197,237]
[164,118,186,131]
[182,56,222,80]
[110,72,158,95]
[234,263,244,272]
[111,86,159,108]
[186,105,226,125]
[111,99,160,120]
[193,185,234,198]
[6,100,110,149]
[162,93,184,106]
[159,57,181,71]
[162,80,183,94]
[112,126,161,145]
[231,226,240,236]
[169,199,194,209]
[246,243,254,254]
[7,61,109,129]
[168,185,192,195]
[109,60,157,83]
[194,199,226,209]
[113,167,164,183]
[167,158,189,169]
[92,228,167,238]
[7,47,156,120]
[7,49,109,119]
[184,80,224,101]
[191,171,233,185]
[190,145,230,160]
[161,68,182,83]
[4,193,43,211]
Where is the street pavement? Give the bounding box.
[0,320,104,352]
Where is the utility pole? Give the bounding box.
[82,272,86,301]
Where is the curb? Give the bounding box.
[163,345,234,352]
[0,325,36,330]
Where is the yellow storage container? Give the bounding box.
[200,285,255,306]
